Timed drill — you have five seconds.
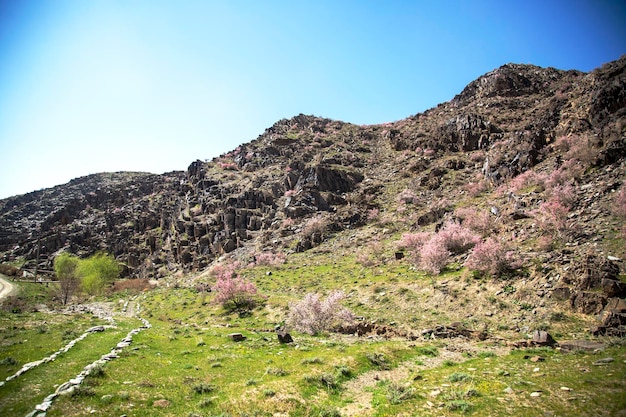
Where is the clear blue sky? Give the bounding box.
[1,0,624,199]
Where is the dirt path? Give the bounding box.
[0,274,16,301]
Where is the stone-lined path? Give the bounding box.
[23,301,152,417]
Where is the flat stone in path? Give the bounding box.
[559,340,606,353]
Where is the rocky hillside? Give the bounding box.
[1,55,624,293]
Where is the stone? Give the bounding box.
[530,391,542,397]
[277,329,293,344]
[559,340,606,353]
[551,287,571,300]
[532,330,556,346]
[592,357,614,365]
[570,291,607,314]
[228,333,246,342]
[601,278,626,297]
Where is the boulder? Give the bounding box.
[559,340,606,353]
[531,330,557,346]
[228,333,246,342]
[570,291,607,314]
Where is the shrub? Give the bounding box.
[366,352,391,370]
[302,216,329,238]
[193,383,217,394]
[210,261,258,311]
[386,382,415,404]
[455,207,497,237]
[111,278,153,293]
[419,237,450,275]
[397,232,430,251]
[465,237,520,277]
[0,264,19,276]
[287,290,354,335]
[546,184,576,208]
[436,221,480,255]
[464,180,489,197]
[253,251,287,267]
[507,170,545,193]
[533,199,569,236]
[78,253,121,296]
[415,346,439,357]
[213,274,258,312]
[54,252,81,305]
[448,372,472,383]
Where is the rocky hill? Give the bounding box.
[1,56,624,297]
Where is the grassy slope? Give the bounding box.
[2,245,623,417]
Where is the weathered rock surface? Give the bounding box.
[1,56,625,283]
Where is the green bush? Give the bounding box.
[78,253,120,295]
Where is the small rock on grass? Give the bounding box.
[560,386,572,391]
[530,391,542,397]
[593,357,614,365]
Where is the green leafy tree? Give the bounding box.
[54,252,81,305]
[78,253,121,295]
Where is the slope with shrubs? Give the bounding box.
[1,56,625,416]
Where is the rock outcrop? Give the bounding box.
[1,56,625,283]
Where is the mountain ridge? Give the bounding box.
[1,56,624,285]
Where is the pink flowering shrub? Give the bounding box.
[463,181,489,197]
[366,208,380,221]
[397,232,430,251]
[210,262,258,311]
[419,237,450,275]
[533,199,569,236]
[302,216,329,237]
[436,221,480,255]
[254,251,287,267]
[507,170,545,193]
[546,184,576,208]
[218,161,239,170]
[287,291,354,335]
[465,237,521,277]
[399,222,479,275]
[454,208,497,237]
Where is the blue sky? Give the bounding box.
[0,1,624,199]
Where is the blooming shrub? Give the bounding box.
[287,291,354,335]
[533,199,569,236]
[507,170,544,193]
[419,237,450,275]
[465,238,520,277]
[546,184,576,208]
[302,216,329,237]
[213,275,258,311]
[254,251,287,267]
[454,208,497,237]
[463,180,489,197]
[218,161,238,170]
[397,232,430,251]
[436,221,480,255]
[210,261,258,311]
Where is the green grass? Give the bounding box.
[1,251,625,416]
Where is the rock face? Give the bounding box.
[1,56,625,280]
